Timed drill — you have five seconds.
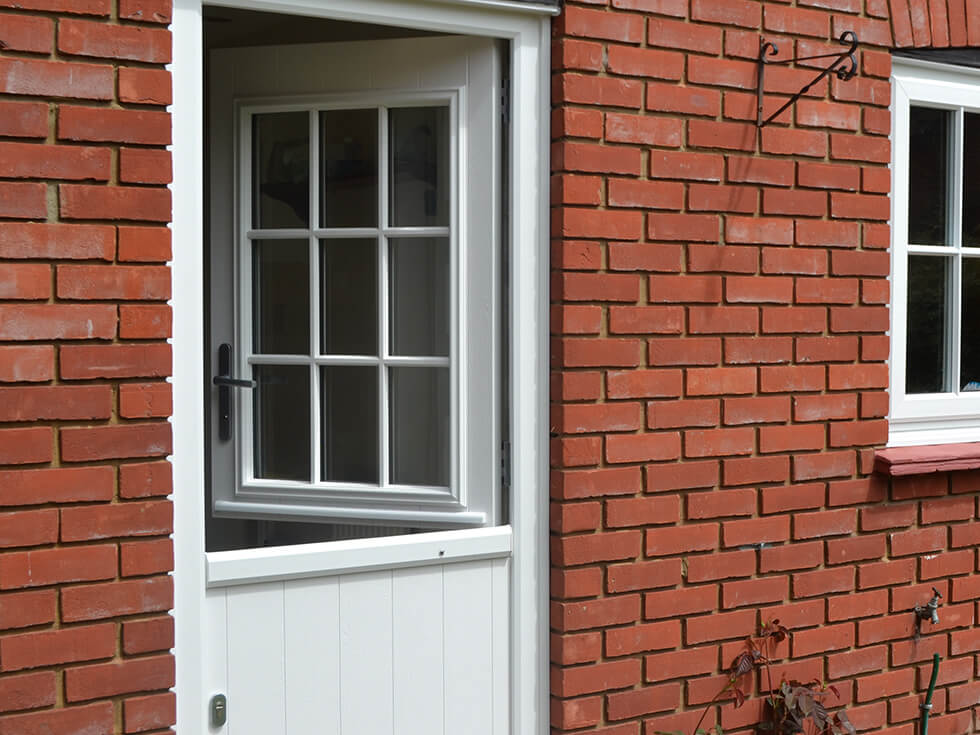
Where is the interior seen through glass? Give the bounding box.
[906,255,949,394]
[250,105,451,488]
[909,106,949,246]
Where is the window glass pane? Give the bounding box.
[389,237,449,357]
[321,366,378,483]
[909,106,950,246]
[321,239,377,355]
[389,106,450,227]
[963,112,980,247]
[390,367,449,487]
[320,109,378,228]
[962,258,980,391]
[253,240,309,355]
[254,365,310,481]
[253,112,309,229]
[907,255,950,394]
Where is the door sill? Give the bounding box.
[206,524,512,587]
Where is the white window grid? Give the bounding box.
[891,60,980,445]
[232,92,472,512]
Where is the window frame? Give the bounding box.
[214,83,502,527]
[890,58,980,446]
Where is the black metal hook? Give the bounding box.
[756,31,860,128]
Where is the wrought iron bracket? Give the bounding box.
[757,30,859,128]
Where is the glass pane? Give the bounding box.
[253,112,309,229]
[254,365,310,481]
[909,107,950,246]
[320,109,378,228]
[321,366,378,483]
[962,258,980,391]
[253,240,309,355]
[390,367,449,487]
[907,255,950,394]
[321,239,377,355]
[963,113,980,247]
[389,106,450,227]
[389,237,449,357]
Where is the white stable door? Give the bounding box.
[204,35,512,735]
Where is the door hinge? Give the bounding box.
[501,77,510,125]
[501,440,511,490]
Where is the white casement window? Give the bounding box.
[208,39,505,527]
[890,59,980,446]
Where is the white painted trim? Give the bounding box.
[207,525,512,586]
[172,3,549,734]
[889,60,980,446]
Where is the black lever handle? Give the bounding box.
[214,343,254,441]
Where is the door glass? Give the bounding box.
[253,240,309,355]
[389,237,449,357]
[321,366,378,483]
[390,366,449,487]
[253,364,310,481]
[320,239,377,355]
[389,106,450,227]
[907,254,949,393]
[253,112,309,229]
[320,109,378,228]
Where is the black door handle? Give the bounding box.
[214,343,255,441]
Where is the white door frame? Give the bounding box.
[169,0,553,732]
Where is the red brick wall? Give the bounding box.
[0,0,175,732]
[551,2,980,734]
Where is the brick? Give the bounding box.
[761,306,827,335]
[793,508,856,539]
[607,558,682,593]
[759,364,825,392]
[686,609,756,644]
[795,277,858,304]
[648,399,720,429]
[648,17,721,54]
[59,18,171,63]
[555,74,643,110]
[793,566,855,597]
[0,544,116,589]
[61,500,172,542]
[723,455,788,486]
[762,127,827,157]
[688,306,758,334]
[119,66,172,105]
[124,691,176,733]
[119,382,172,419]
[827,645,888,679]
[0,304,115,341]
[65,655,175,702]
[647,82,721,117]
[0,181,47,218]
[646,523,718,556]
[858,558,917,590]
[605,622,681,657]
[120,148,173,185]
[0,141,110,181]
[59,105,170,144]
[687,367,755,396]
[828,589,889,622]
[762,247,827,275]
[553,659,641,697]
[60,422,172,462]
[121,538,174,577]
[723,576,788,609]
[61,576,173,622]
[0,622,115,671]
[759,424,824,453]
[687,244,758,274]
[722,515,790,547]
[553,436,601,468]
[0,57,112,100]
[0,222,114,260]
[553,531,642,567]
[607,434,681,463]
[559,6,644,42]
[688,119,757,151]
[687,488,756,518]
[685,427,754,457]
[0,426,51,465]
[686,548,755,582]
[649,337,721,366]
[648,213,718,242]
[122,616,173,655]
[0,671,56,713]
[0,508,57,548]
[792,622,854,657]
[0,101,48,138]
[794,394,857,422]
[725,214,794,245]
[644,586,717,623]
[763,188,826,217]
[645,460,718,491]
[0,589,56,629]
[856,669,915,702]
[607,46,683,81]
[556,466,643,500]
[608,243,682,272]
[120,305,172,339]
[760,540,822,572]
[60,343,170,379]
[826,534,886,564]
[793,450,855,481]
[60,184,171,222]
[119,0,171,22]
[760,483,824,514]
[691,0,761,28]
[609,307,683,335]
[724,336,792,365]
[0,264,49,300]
[0,465,113,506]
[0,702,114,735]
[0,385,111,422]
[798,161,860,191]
[607,683,679,722]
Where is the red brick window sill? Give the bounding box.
[873,442,980,476]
